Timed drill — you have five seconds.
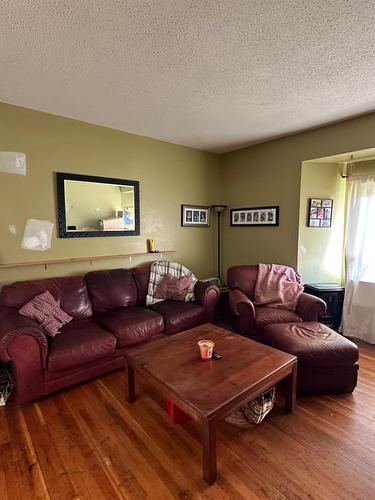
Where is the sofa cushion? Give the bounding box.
[255,306,302,329]
[150,300,205,335]
[85,269,137,314]
[0,277,92,319]
[132,266,151,306]
[48,319,116,372]
[95,307,164,347]
[262,322,359,368]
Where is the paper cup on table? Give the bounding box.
[198,340,215,360]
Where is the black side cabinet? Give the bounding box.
[304,283,345,331]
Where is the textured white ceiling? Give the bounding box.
[1,1,375,153]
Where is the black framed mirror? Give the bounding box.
[56,172,140,238]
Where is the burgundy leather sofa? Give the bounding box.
[227,265,326,339]
[0,266,219,404]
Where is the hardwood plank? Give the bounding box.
[0,408,11,446]
[66,383,176,499]
[17,410,50,499]
[0,408,21,499]
[185,408,341,500]
[23,397,118,500]
[1,442,22,500]
[5,406,49,500]
[300,395,375,450]
[0,468,9,500]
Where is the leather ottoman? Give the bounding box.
[262,322,359,393]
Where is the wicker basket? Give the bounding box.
[225,386,276,428]
[0,367,14,406]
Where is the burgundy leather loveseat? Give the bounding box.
[227,265,326,339]
[0,266,219,404]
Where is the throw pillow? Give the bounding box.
[154,273,193,301]
[19,290,72,337]
[146,261,197,306]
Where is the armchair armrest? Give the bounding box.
[296,292,327,322]
[194,281,220,322]
[229,289,256,337]
[0,308,48,368]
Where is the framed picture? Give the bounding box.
[308,198,333,227]
[230,206,279,226]
[181,205,210,227]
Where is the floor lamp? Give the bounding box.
[212,205,227,284]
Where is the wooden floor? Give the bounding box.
[1,340,375,500]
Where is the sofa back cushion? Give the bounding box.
[132,265,151,306]
[0,276,92,319]
[227,265,259,300]
[85,268,137,314]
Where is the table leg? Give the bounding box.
[284,363,297,412]
[202,418,217,485]
[127,365,135,403]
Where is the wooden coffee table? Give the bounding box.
[125,323,297,485]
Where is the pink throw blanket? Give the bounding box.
[254,264,303,311]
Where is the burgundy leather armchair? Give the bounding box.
[227,265,326,339]
[0,265,219,404]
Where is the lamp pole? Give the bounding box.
[211,205,227,283]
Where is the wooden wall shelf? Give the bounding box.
[0,251,175,270]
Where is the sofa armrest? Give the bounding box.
[296,292,327,322]
[229,289,256,337]
[194,281,220,322]
[0,308,48,368]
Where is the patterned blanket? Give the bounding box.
[146,261,197,306]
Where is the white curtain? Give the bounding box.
[342,174,375,343]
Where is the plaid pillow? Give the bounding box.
[19,291,72,337]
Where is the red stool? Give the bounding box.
[165,398,191,424]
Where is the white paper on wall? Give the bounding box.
[8,225,17,235]
[0,152,26,175]
[21,219,54,251]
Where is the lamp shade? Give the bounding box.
[211,205,227,213]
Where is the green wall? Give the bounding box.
[298,162,346,284]
[0,102,220,286]
[220,112,375,282]
[2,100,375,289]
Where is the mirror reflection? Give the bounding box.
[56,172,140,238]
[64,180,135,232]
